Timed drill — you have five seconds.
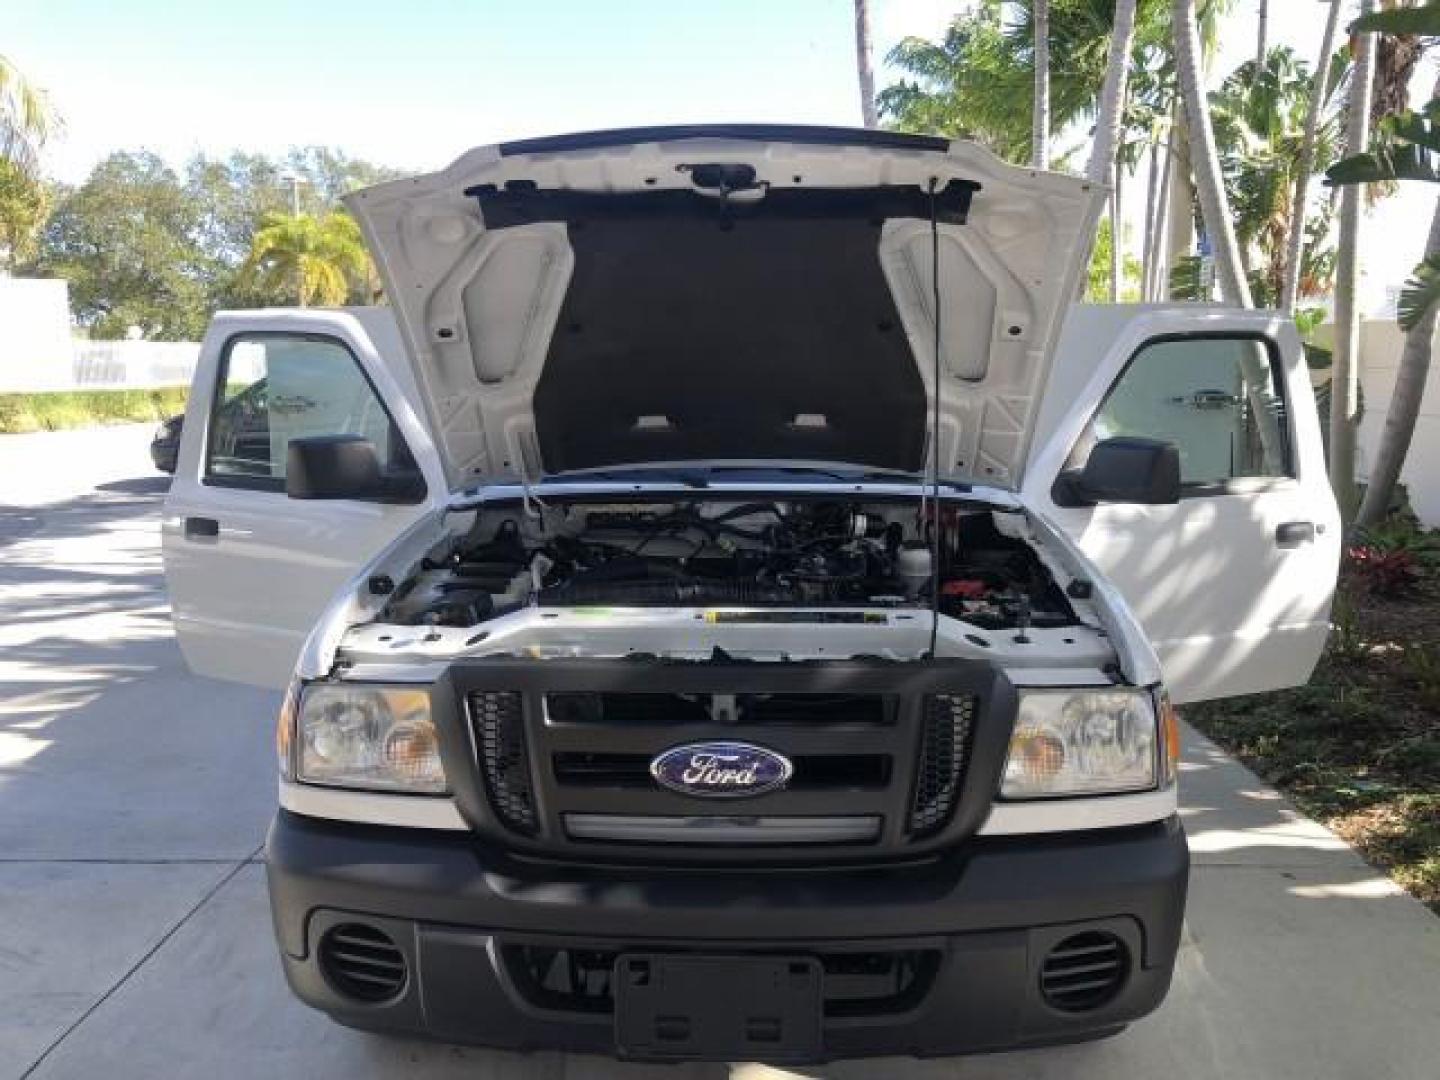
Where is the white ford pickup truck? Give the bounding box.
[162,125,1339,1063]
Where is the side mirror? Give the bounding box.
[1057,436,1181,506]
[286,435,426,503]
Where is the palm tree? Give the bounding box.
[1327,1,1440,527]
[854,1,878,129]
[240,210,369,307]
[1362,193,1440,526]
[1172,0,1251,305]
[1255,0,1269,69]
[1086,0,1140,184]
[1329,1,1378,523]
[1279,0,1343,314]
[1033,0,1051,168]
[880,2,1172,165]
[1211,47,1343,306]
[1173,0,1288,466]
[0,53,56,178]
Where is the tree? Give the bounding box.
[1086,0,1139,296]
[239,210,369,308]
[1279,0,1344,313]
[27,152,213,339]
[1033,0,1051,168]
[0,159,49,271]
[1211,46,1342,306]
[1327,1,1440,526]
[1085,212,1143,299]
[1329,2,1378,523]
[26,146,400,332]
[854,0,878,129]
[0,53,56,178]
[1087,0,1139,183]
[1255,0,1269,69]
[878,1,1229,295]
[184,147,403,274]
[1173,0,1252,306]
[880,2,1173,164]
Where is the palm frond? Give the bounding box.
[1398,252,1440,331]
[239,209,372,305]
[0,54,58,177]
[1327,100,1440,185]
[1353,3,1440,37]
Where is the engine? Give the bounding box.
[380,500,1078,632]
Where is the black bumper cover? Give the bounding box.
[266,810,1188,1061]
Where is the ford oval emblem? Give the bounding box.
[650,741,793,798]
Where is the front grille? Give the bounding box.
[1039,931,1129,1012]
[470,691,537,834]
[546,692,891,727]
[500,944,939,1019]
[563,813,883,844]
[317,924,407,1003]
[908,693,975,837]
[459,660,1000,863]
[552,751,890,789]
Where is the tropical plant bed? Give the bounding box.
[0,387,188,434]
[1186,516,1440,914]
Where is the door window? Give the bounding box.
[205,334,402,489]
[1080,335,1291,491]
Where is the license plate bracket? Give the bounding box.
[614,953,822,1062]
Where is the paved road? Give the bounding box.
[1,425,1437,1080]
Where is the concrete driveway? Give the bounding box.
[1,424,1437,1080]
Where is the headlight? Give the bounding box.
[1002,689,1159,799]
[289,684,447,794]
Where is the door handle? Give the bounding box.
[184,516,220,539]
[1275,521,1315,548]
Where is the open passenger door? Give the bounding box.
[1023,306,1340,704]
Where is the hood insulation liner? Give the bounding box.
[468,182,978,475]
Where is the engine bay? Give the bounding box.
[379,498,1080,633]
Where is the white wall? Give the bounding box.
[1314,318,1440,527]
[69,340,203,390]
[0,277,202,392]
[0,278,73,391]
[1353,319,1440,528]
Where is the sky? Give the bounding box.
[7,0,1431,308]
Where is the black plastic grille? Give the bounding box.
[908,693,975,836]
[1039,931,1129,1012]
[453,659,1006,863]
[470,691,537,834]
[552,751,889,789]
[546,692,891,727]
[317,924,407,1003]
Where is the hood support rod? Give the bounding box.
[926,177,944,661]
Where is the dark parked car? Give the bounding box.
[152,378,274,475]
[150,414,183,473]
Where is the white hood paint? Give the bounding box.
[346,126,1105,492]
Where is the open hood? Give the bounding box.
[345,125,1104,492]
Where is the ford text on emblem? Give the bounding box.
[650,742,793,798]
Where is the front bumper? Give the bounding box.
[266,810,1189,1061]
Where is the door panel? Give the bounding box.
[162,311,441,688]
[1026,309,1340,704]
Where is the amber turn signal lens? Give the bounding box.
[276,680,298,779]
[1158,691,1181,786]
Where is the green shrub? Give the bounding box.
[0,388,188,433]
